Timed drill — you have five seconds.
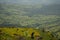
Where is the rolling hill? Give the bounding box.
[0,2,60,39]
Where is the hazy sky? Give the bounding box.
[0,0,60,5]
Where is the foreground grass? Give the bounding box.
[0,28,58,40]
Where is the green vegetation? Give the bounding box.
[0,28,58,40]
[0,3,60,40]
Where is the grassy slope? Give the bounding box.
[0,28,58,40]
[0,4,60,39]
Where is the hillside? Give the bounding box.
[0,28,58,40]
[0,2,60,40]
